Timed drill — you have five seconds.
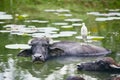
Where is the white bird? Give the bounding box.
[81,23,88,42]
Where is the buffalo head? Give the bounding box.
[77,57,120,72]
[17,37,63,62]
[30,37,50,62]
[17,37,50,62]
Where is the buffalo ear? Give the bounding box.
[50,48,64,56]
[17,49,32,57]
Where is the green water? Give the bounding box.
[0,0,120,80]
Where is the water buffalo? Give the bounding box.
[17,37,111,62]
[77,57,120,72]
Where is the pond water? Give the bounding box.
[0,1,120,80]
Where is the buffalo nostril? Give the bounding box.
[32,54,45,61]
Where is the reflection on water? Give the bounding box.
[1,56,119,80]
[3,58,15,80]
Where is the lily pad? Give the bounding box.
[32,33,47,38]
[21,28,37,33]
[61,25,73,28]
[87,11,120,17]
[59,34,73,37]
[0,14,13,20]
[25,20,49,23]
[56,9,70,13]
[95,18,107,21]
[108,9,120,11]
[64,18,83,22]
[44,9,70,13]
[75,36,104,40]
[38,27,59,32]
[87,12,108,16]
[44,9,56,12]
[32,33,60,38]
[72,23,82,26]
[95,17,120,21]
[5,44,31,49]
[50,34,61,38]
[51,33,72,38]
[52,22,68,26]
[51,33,73,38]
[0,30,10,33]
[3,24,26,28]
[60,31,77,35]
[108,17,120,20]
[87,12,100,15]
